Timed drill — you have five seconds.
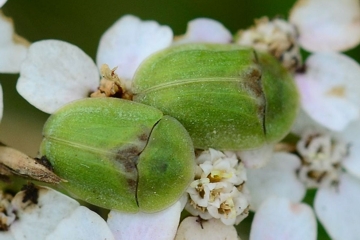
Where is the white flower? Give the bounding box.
[173,18,232,45]
[0,184,183,240]
[236,0,360,132]
[107,201,182,240]
[234,3,360,236]
[16,15,232,115]
[197,148,246,186]
[0,12,29,73]
[296,131,347,188]
[0,185,114,240]
[16,40,100,114]
[289,0,360,52]
[294,52,360,131]
[96,15,173,90]
[235,17,302,72]
[247,120,360,240]
[236,143,274,169]
[175,217,239,240]
[0,10,28,121]
[186,149,249,226]
[250,197,317,240]
[246,152,306,211]
[16,15,173,114]
[0,0,7,8]
[187,178,217,208]
[289,0,360,131]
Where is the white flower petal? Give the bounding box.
[0,13,28,73]
[295,52,360,131]
[9,186,112,240]
[96,15,173,88]
[246,152,306,211]
[0,0,7,8]
[173,18,232,45]
[179,193,189,210]
[290,0,360,52]
[291,108,329,136]
[46,206,114,240]
[107,201,181,240]
[250,197,316,240]
[0,233,14,240]
[16,40,99,113]
[337,121,360,178]
[314,173,360,240]
[174,217,239,240]
[237,144,273,168]
[10,187,79,239]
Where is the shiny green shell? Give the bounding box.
[40,98,195,213]
[132,43,299,150]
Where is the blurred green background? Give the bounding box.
[0,1,359,239]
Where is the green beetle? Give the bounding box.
[132,43,299,150]
[40,98,195,213]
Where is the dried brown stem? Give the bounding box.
[0,145,64,184]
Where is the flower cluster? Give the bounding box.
[235,17,302,72]
[186,149,249,225]
[296,131,348,188]
[241,0,360,239]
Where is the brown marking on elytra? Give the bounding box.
[257,104,265,119]
[21,183,39,204]
[123,156,139,172]
[237,63,267,134]
[115,145,142,172]
[138,133,149,142]
[126,178,137,192]
[246,67,262,82]
[241,66,263,98]
[114,132,149,173]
